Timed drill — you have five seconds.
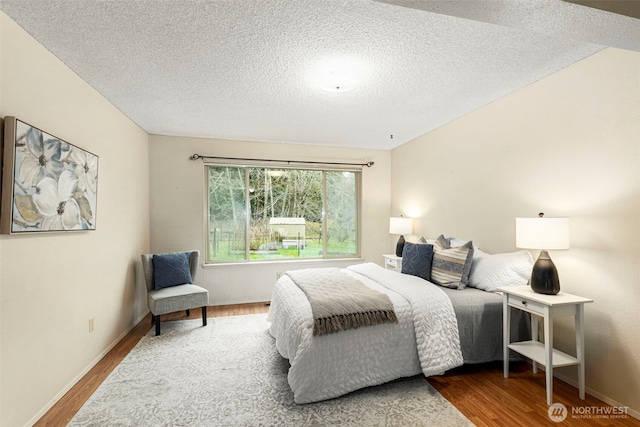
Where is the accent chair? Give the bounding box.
[141,250,209,336]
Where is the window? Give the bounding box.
[207,165,360,263]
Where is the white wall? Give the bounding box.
[148,135,391,304]
[0,13,150,427]
[391,48,640,416]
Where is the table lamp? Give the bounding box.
[389,216,413,257]
[516,213,570,295]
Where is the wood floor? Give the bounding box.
[428,362,639,426]
[35,303,639,427]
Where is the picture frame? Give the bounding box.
[1,116,99,234]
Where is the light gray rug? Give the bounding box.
[69,314,473,426]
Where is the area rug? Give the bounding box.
[69,314,473,426]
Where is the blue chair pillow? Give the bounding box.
[401,242,434,281]
[153,252,193,289]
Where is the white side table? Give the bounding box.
[382,254,402,271]
[498,285,593,406]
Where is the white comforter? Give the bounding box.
[267,262,463,403]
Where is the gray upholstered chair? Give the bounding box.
[141,250,209,336]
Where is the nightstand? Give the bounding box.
[499,285,593,405]
[382,254,402,271]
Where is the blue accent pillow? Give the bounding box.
[401,242,434,281]
[153,252,193,290]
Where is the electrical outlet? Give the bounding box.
[89,318,95,333]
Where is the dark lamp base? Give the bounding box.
[395,235,406,257]
[530,250,561,295]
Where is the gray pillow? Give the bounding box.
[430,235,474,289]
[401,242,434,281]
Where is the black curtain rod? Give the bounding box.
[190,154,374,168]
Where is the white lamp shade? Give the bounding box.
[389,217,413,235]
[516,217,570,250]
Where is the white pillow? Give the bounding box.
[448,237,469,247]
[468,251,533,292]
[448,237,485,260]
[425,237,466,246]
[405,235,428,244]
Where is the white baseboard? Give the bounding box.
[521,361,639,421]
[553,371,640,421]
[25,311,150,427]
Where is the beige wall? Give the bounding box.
[0,13,150,427]
[148,135,391,304]
[391,48,640,415]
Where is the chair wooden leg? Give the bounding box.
[186,309,190,317]
[202,306,207,326]
[155,315,161,336]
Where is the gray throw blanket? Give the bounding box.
[286,268,397,336]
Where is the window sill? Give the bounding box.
[202,257,364,269]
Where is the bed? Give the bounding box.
[267,262,531,404]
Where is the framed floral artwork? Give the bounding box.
[1,117,99,233]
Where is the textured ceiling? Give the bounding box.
[0,1,637,149]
